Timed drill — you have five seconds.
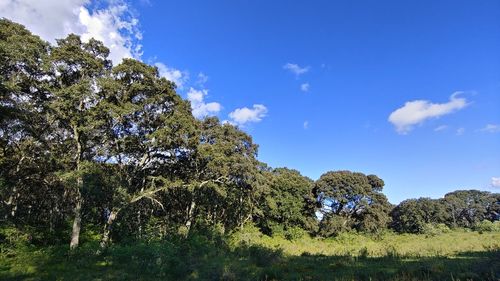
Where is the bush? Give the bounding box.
[246,245,283,267]
[228,223,264,248]
[269,223,286,238]
[421,223,450,236]
[0,225,31,248]
[318,214,352,237]
[284,226,306,241]
[474,220,500,233]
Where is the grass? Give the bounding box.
[0,227,499,280]
[230,225,500,257]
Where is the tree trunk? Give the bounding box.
[238,194,244,228]
[185,200,196,233]
[137,209,142,239]
[6,185,18,218]
[5,156,25,219]
[70,124,83,250]
[100,210,118,249]
[70,190,82,250]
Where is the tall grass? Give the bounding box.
[230,224,500,258]
[1,226,499,280]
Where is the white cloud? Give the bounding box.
[283,63,310,76]
[300,83,310,92]
[0,0,142,64]
[492,177,500,188]
[228,104,268,126]
[480,124,500,133]
[155,62,188,89]
[186,88,221,119]
[388,92,468,134]
[303,121,309,129]
[0,0,88,41]
[196,72,209,86]
[434,125,448,132]
[456,127,465,136]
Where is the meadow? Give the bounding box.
[1,226,499,281]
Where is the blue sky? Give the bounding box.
[2,0,499,203]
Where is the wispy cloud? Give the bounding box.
[283,63,310,76]
[0,0,142,64]
[388,92,469,134]
[480,124,500,133]
[303,121,309,129]
[228,104,268,126]
[456,127,465,136]
[434,125,448,132]
[155,62,188,89]
[491,177,500,188]
[186,88,221,119]
[300,83,310,92]
[196,72,208,86]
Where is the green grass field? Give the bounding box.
[1,227,499,280]
[230,225,500,257]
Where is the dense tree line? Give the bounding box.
[0,19,499,249]
[391,190,500,233]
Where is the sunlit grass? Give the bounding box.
[1,227,499,280]
[230,225,500,258]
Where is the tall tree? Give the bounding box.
[187,117,261,232]
[314,171,391,236]
[47,34,111,249]
[0,19,58,226]
[94,58,198,246]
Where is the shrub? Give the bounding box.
[0,225,31,248]
[269,223,286,238]
[318,214,352,237]
[284,226,306,240]
[421,223,450,236]
[246,245,283,267]
[474,220,500,233]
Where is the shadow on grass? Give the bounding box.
[1,237,499,281]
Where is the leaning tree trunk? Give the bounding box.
[70,124,83,250]
[185,200,196,234]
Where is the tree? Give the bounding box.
[443,190,499,228]
[0,19,69,235]
[94,58,198,246]
[314,171,391,236]
[356,192,392,233]
[47,34,111,249]
[187,117,261,231]
[258,167,317,234]
[390,198,449,233]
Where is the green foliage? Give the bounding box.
[391,192,500,234]
[391,198,450,233]
[315,171,392,236]
[474,220,500,233]
[0,225,31,249]
[318,214,353,236]
[421,223,451,237]
[284,226,307,241]
[444,190,499,228]
[258,168,317,234]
